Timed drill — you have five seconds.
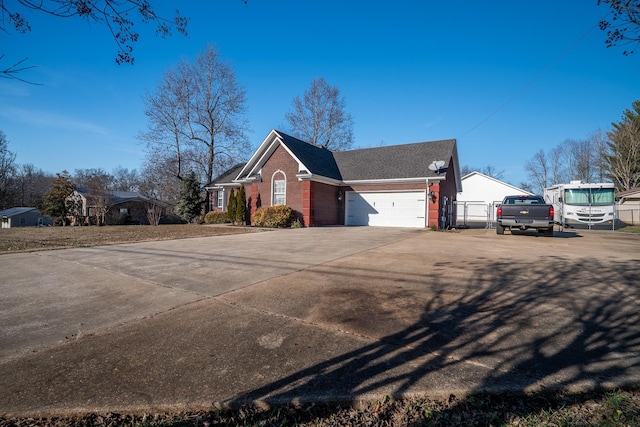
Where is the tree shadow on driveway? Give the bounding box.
[228,255,640,408]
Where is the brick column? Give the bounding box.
[250,183,259,225]
[302,181,314,227]
[427,183,440,229]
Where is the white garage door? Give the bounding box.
[345,191,426,227]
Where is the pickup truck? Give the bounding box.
[496,195,555,237]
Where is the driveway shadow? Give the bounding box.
[228,256,640,412]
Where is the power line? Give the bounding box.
[457,15,607,140]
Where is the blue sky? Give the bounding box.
[1,1,638,187]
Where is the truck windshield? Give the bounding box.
[564,188,615,206]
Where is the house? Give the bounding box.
[616,187,640,225]
[205,129,462,228]
[69,189,160,225]
[456,171,532,227]
[0,207,53,228]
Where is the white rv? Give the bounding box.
[543,181,615,227]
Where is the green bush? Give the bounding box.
[253,205,294,228]
[204,211,229,224]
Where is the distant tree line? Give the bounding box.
[523,100,640,194]
[3,41,637,223]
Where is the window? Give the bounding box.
[273,179,286,205]
[217,189,224,209]
[120,208,129,215]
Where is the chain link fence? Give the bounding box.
[456,202,638,230]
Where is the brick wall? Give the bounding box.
[312,181,340,226]
[249,144,304,221]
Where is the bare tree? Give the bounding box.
[111,166,140,192]
[606,100,640,191]
[145,202,163,226]
[548,145,568,185]
[599,0,640,55]
[14,164,52,207]
[0,131,17,209]
[140,45,250,192]
[524,150,550,194]
[564,139,595,183]
[138,153,181,211]
[0,0,189,68]
[285,77,355,151]
[589,128,610,182]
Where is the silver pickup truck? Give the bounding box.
[496,195,555,237]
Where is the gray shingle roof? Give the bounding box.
[211,130,457,185]
[206,163,247,186]
[333,139,456,181]
[75,189,149,205]
[0,207,38,217]
[275,131,342,180]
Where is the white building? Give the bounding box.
[456,171,532,227]
[616,188,640,225]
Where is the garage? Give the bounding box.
[345,191,427,227]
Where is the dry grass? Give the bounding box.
[0,224,260,254]
[2,390,639,426]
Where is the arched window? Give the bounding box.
[272,170,286,206]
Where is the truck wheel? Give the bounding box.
[496,223,504,235]
[543,227,554,237]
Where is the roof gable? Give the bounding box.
[461,171,532,194]
[235,130,342,182]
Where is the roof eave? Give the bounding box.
[296,173,342,186]
[343,177,437,186]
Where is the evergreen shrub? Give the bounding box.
[204,211,228,224]
[253,205,294,228]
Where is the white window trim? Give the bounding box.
[217,188,225,210]
[271,170,286,206]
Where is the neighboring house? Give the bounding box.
[616,188,640,225]
[205,129,462,229]
[206,163,247,212]
[456,171,532,227]
[70,189,161,225]
[0,207,53,228]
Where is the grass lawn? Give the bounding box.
[617,225,640,233]
[0,224,261,254]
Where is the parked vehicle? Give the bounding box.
[543,181,615,228]
[496,195,554,237]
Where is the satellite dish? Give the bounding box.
[428,160,446,173]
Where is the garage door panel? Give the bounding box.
[345,191,426,228]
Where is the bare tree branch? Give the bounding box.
[0,0,191,65]
[599,0,640,55]
[0,55,41,84]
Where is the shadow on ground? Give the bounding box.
[225,254,640,420]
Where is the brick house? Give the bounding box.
[69,189,165,225]
[205,129,462,229]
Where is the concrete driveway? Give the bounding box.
[1,227,639,416]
